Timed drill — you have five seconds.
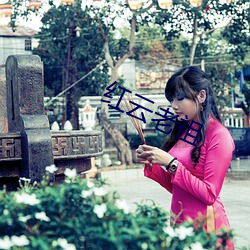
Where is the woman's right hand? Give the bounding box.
[135,145,151,165]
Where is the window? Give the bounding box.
[25,39,32,51]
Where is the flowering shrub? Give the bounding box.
[0,166,234,250]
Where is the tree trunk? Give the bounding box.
[190,14,198,66]
[66,68,79,130]
[97,15,137,166]
[100,66,133,165]
[62,22,79,130]
[100,113,133,165]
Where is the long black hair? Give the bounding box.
[162,66,221,166]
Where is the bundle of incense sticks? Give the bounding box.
[121,94,146,145]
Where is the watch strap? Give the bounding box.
[166,157,177,170]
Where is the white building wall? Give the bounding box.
[118,59,136,91]
[0,37,33,66]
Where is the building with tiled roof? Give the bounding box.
[0,25,38,67]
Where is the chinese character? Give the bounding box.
[151,107,179,135]
[125,94,154,123]
[179,120,203,146]
[135,93,155,105]
[175,115,189,139]
[126,102,153,124]
[102,84,132,113]
[101,81,117,103]
[109,86,132,113]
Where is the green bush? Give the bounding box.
[0,166,234,250]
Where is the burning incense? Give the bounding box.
[121,94,146,144]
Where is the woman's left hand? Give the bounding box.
[136,144,175,167]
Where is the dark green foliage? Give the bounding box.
[221,0,250,63]
[32,4,108,97]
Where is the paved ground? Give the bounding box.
[101,159,250,250]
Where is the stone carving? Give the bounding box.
[0,55,103,189]
[51,133,103,158]
[0,133,103,161]
[0,134,21,160]
[5,55,54,181]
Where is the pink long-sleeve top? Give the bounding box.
[144,117,235,232]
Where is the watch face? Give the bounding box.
[169,160,178,173]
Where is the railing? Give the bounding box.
[44,97,247,129]
[221,108,245,128]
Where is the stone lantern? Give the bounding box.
[79,99,97,131]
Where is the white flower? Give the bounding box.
[3,209,9,216]
[81,189,93,198]
[115,199,130,214]
[0,236,12,249]
[15,193,40,205]
[163,226,177,237]
[45,164,58,174]
[64,168,77,178]
[64,243,76,250]
[175,226,194,240]
[87,180,94,188]
[93,187,108,196]
[35,212,50,222]
[19,177,31,183]
[57,238,68,248]
[57,238,76,250]
[93,204,107,218]
[190,242,205,250]
[11,235,29,247]
[19,215,32,223]
[141,242,148,249]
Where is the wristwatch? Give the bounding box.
[166,157,179,174]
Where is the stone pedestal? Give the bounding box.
[0,55,103,189]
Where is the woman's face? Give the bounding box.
[170,97,199,122]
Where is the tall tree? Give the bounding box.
[221,1,250,122]
[152,0,248,66]
[221,0,249,63]
[32,3,109,129]
[10,0,137,164]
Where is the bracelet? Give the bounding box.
[166,157,177,170]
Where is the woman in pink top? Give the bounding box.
[136,66,235,248]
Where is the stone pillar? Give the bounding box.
[0,69,7,133]
[5,55,53,181]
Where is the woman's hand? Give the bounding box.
[136,144,175,167]
[135,146,151,165]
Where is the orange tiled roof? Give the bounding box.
[82,104,96,112]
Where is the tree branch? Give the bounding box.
[197,21,232,38]
[116,14,136,68]
[95,16,115,69]
[103,41,115,69]
[190,13,198,65]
